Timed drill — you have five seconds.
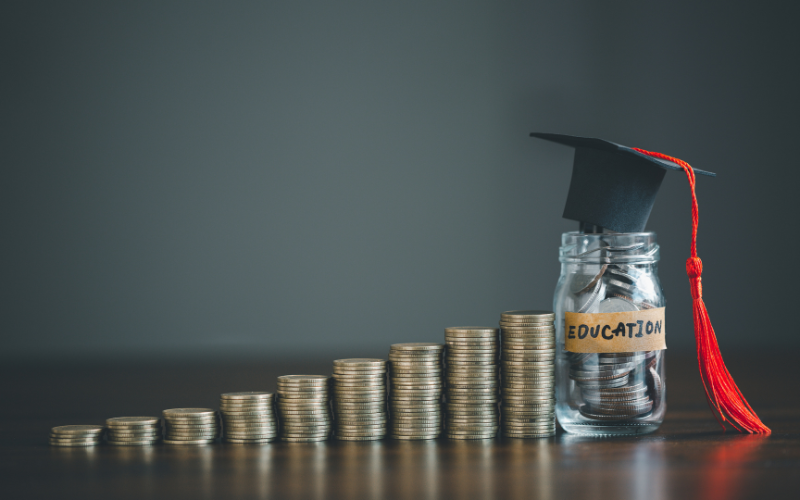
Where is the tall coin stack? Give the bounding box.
[49,425,104,447]
[388,343,444,440]
[106,416,162,446]
[444,327,500,440]
[277,375,332,442]
[220,392,277,444]
[500,310,556,438]
[162,408,220,445]
[332,359,387,441]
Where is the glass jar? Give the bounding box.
[554,231,666,436]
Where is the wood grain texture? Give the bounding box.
[1,352,797,499]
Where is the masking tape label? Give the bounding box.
[564,307,666,353]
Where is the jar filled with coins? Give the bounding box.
[554,231,666,435]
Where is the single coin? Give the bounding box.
[647,366,663,407]
[598,295,641,313]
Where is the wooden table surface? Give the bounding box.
[1,351,798,499]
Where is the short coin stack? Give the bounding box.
[163,408,220,445]
[106,417,162,446]
[49,425,104,447]
[444,327,500,440]
[220,392,277,444]
[500,310,556,438]
[277,375,332,442]
[332,359,387,441]
[388,343,444,440]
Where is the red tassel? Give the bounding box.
[632,147,770,435]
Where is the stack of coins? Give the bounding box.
[388,343,444,440]
[277,375,332,442]
[105,417,162,446]
[444,327,500,440]
[49,425,104,447]
[162,408,220,445]
[332,359,387,441]
[220,392,277,444]
[500,310,557,438]
[572,352,656,421]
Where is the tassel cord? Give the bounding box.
[631,147,770,435]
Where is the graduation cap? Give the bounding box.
[529,131,770,435]
[530,132,715,233]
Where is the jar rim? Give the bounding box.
[559,231,660,264]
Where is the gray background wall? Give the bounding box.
[3,1,799,359]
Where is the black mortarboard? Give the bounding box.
[530,133,716,233]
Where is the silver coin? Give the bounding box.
[647,366,663,407]
[569,267,608,295]
[577,279,605,313]
[598,296,640,313]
